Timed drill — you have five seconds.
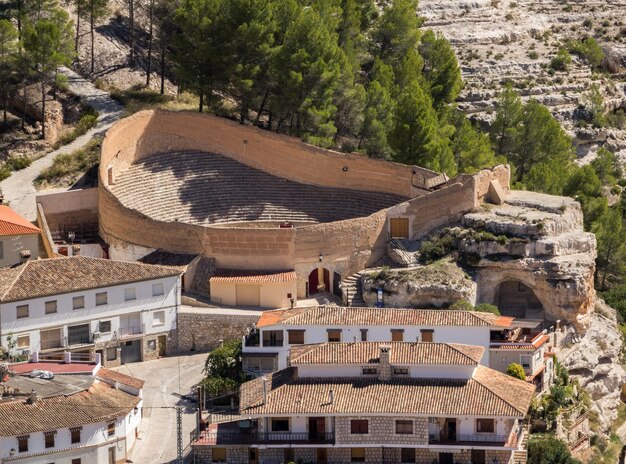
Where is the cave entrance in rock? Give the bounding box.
[496,280,545,320]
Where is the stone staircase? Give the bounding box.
[387,237,419,267]
[512,423,530,464]
[342,271,366,307]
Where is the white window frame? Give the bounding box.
[16,304,29,319]
[72,296,85,310]
[153,310,165,327]
[45,300,57,314]
[124,287,136,301]
[152,283,164,297]
[95,292,108,306]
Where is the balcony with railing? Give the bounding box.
[428,420,522,449]
[40,339,65,350]
[194,423,334,446]
[116,325,144,339]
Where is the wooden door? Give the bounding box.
[236,284,261,306]
[158,335,167,357]
[439,452,453,464]
[248,448,258,464]
[390,218,409,238]
[471,450,486,464]
[317,448,327,464]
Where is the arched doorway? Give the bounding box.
[496,280,545,320]
[307,267,331,296]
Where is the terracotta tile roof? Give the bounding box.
[493,316,515,327]
[138,249,200,271]
[0,256,181,302]
[96,368,145,389]
[9,362,98,376]
[240,365,535,418]
[289,342,484,366]
[0,382,140,436]
[256,305,498,328]
[0,206,40,236]
[210,269,297,284]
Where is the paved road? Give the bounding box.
[0,66,124,221]
[114,352,207,464]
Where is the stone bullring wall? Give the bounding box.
[177,309,258,352]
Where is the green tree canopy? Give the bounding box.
[0,19,18,129]
[528,435,581,464]
[506,363,526,380]
[419,30,462,107]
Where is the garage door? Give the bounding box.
[236,284,261,306]
[390,218,409,238]
[121,340,142,364]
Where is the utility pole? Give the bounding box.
[176,406,183,464]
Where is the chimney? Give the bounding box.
[20,250,31,263]
[71,244,81,256]
[261,376,268,404]
[378,345,392,381]
[329,388,334,405]
[28,388,37,404]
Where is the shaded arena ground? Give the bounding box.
[111,151,408,225]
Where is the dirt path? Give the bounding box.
[0,66,123,221]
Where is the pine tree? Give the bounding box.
[593,208,626,290]
[22,9,74,140]
[449,110,497,174]
[0,19,18,130]
[419,30,462,107]
[491,84,523,157]
[370,0,420,68]
[82,0,108,74]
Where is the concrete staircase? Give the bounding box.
[512,424,530,464]
[342,271,366,307]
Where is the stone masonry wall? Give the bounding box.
[177,310,258,352]
[335,416,428,446]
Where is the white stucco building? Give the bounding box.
[0,205,40,267]
[0,256,182,367]
[0,365,144,464]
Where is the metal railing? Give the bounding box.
[67,334,92,346]
[261,339,283,347]
[40,339,64,350]
[197,431,335,445]
[117,326,143,338]
[430,433,507,444]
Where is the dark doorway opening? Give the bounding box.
[497,280,545,319]
[308,268,331,294]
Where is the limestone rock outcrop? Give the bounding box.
[10,83,64,144]
[561,300,626,434]
[361,260,477,308]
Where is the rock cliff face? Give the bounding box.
[361,260,477,308]
[462,190,596,327]
[561,300,626,433]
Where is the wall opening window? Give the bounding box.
[44,431,56,448]
[271,418,289,432]
[152,283,164,296]
[476,418,495,433]
[72,459,82,464]
[17,435,28,453]
[360,329,368,341]
[17,334,30,349]
[396,420,413,434]
[327,329,341,342]
[124,287,136,301]
[96,292,108,306]
[262,330,283,347]
[400,448,415,463]
[288,330,305,345]
[350,420,368,434]
[391,329,404,342]
[44,300,57,314]
[212,448,226,463]
[420,329,434,342]
[284,449,294,462]
[99,320,112,333]
[393,367,409,376]
[107,422,115,437]
[73,296,85,310]
[520,355,532,370]
[153,311,165,327]
[70,427,82,444]
[351,448,365,462]
[362,367,377,375]
[16,305,29,319]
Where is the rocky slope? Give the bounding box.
[419,0,626,163]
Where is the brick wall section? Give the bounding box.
[177,311,258,352]
[335,416,428,445]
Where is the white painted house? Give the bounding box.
[193,341,536,464]
[242,306,506,374]
[0,205,40,267]
[0,366,144,464]
[0,256,182,367]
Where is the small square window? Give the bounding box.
[393,367,409,376]
[327,329,341,342]
[351,448,365,462]
[153,311,165,327]
[17,334,30,348]
[72,459,82,464]
[396,420,413,434]
[72,296,85,310]
[16,305,29,319]
[391,329,404,342]
[288,330,305,345]
[271,418,289,432]
[17,435,28,453]
[420,329,434,343]
[212,448,226,463]
[147,339,156,352]
[476,418,495,433]
[107,422,115,437]
[95,292,108,306]
[362,367,377,375]
[99,320,112,333]
[401,448,415,463]
[350,420,368,434]
[44,300,57,314]
[152,283,164,297]
[124,287,136,301]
